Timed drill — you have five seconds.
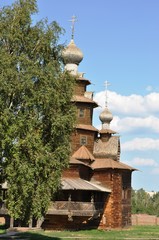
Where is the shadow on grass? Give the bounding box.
[0,232,61,240]
[0,224,6,230]
[17,231,61,240]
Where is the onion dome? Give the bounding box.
[62,39,83,65]
[99,107,113,129]
[62,39,83,75]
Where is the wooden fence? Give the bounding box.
[132,214,159,226]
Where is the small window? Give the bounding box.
[122,189,128,200]
[80,135,87,145]
[79,109,85,118]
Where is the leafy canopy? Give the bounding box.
[0,0,76,222]
[132,189,159,216]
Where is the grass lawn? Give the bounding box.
[1,225,158,240]
[0,224,6,235]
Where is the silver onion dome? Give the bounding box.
[62,39,83,65]
[99,107,113,129]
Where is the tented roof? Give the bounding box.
[72,145,95,161]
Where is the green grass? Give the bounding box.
[6,225,159,240]
[0,224,6,235]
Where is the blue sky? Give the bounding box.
[1,0,159,191]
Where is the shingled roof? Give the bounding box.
[99,128,117,134]
[69,157,91,167]
[91,158,135,171]
[72,95,98,107]
[76,76,91,85]
[76,124,98,132]
[72,145,95,161]
[62,178,111,192]
[93,136,120,160]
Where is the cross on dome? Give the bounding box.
[69,15,77,40]
[99,81,113,129]
[62,16,83,75]
[104,80,110,108]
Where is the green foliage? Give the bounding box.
[0,0,76,223]
[132,188,159,216]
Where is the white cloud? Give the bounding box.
[94,114,159,134]
[94,90,159,134]
[122,138,159,151]
[110,115,159,133]
[129,157,158,167]
[146,92,159,112]
[94,91,159,117]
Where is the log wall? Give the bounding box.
[71,130,96,154]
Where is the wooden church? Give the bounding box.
[0,23,135,230]
[42,31,135,230]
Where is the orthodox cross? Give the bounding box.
[104,80,110,108]
[69,15,77,40]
